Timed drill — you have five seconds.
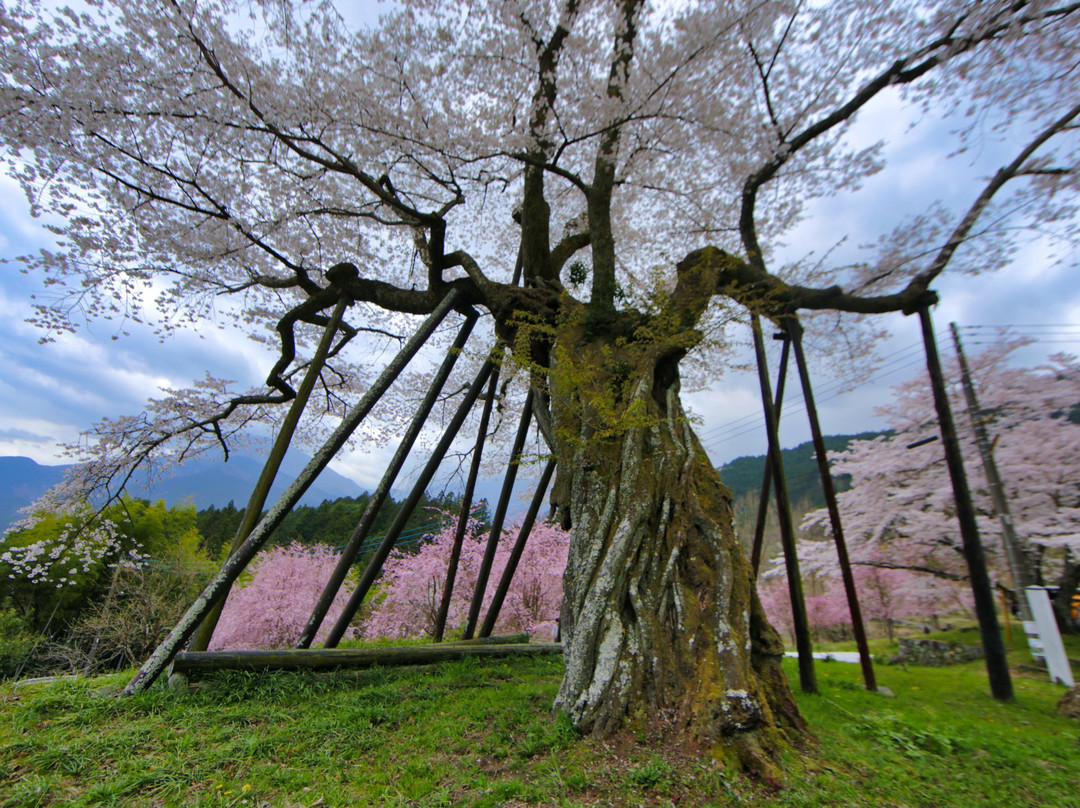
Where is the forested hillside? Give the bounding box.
[719,432,885,562]
[0,453,363,531]
[718,432,885,506]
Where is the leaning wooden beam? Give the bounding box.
[321,357,498,648]
[751,314,817,695]
[189,298,350,653]
[121,291,462,695]
[750,332,792,577]
[479,458,556,638]
[785,315,877,693]
[433,364,502,642]
[170,643,562,676]
[916,305,1013,701]
[296,310,479,648]
[462,388,536,640]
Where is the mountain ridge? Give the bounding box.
[0,453,366,531]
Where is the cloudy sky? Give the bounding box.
[1,18,1078,503]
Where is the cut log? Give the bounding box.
[170,642,561,676]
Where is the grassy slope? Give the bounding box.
[1,636,1078,807]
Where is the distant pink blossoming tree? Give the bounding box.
[209,542,355,650]
[362,516,569,641]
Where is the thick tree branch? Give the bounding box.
[917,99,1080,287]
[739,1,1080,269]
[550,231,591,278]
[586,0,645,322]
[676,246,939,318]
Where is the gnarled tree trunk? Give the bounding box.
[548,327,805,773]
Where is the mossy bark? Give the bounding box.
[548,328,805,773]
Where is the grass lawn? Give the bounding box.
[0,632,1077,807]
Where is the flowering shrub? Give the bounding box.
[1,504,132,589]
[209,542,355,650]
[362,517,569,641]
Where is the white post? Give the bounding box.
[1024,587,1075,687]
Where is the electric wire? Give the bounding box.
[700,324,1080,459]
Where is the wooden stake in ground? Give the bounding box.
[433,364,501,642]
[479,458,557,638]
[750,331,792,577]
[917,306,1013,701]
[189,297,350,652]
[296,311,478,647]
[321,357,498,648]
[751,314,817,695]
[785,315,877,692]
[463,388,535,640]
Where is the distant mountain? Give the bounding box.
[718,431,886,508]
[0,457,67,532]
[0,452,366,531]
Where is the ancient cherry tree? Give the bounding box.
[1,0,1077,769]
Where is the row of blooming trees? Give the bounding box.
[207,518,570,650]
[2,500,568,664]
[760,340,1080,637]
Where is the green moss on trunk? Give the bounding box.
[546,314,806,774]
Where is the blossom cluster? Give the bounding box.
[208,542,357,650]
[1,504,137,589]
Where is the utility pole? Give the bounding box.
[950,323,1033,622]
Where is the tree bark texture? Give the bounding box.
[548,324,805,772]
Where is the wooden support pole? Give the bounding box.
[433,364,501,642]
[170,642,561,677]
[297,311,478,648]
[917,306,1013,701]
[121,292,463,695]
[750,333,792,577]
[479,458,557,638]
[321,358,498,648]
[950,322,1033,622]
[189,297,349,652]
[463,389,535,640]
[751,314,817,694]
[785,316,877,692]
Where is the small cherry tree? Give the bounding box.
[362,516,569,641]
[209,542,356,650]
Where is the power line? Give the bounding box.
[699,323,1080,459]
[699,341,925,453]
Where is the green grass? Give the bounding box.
[0,636,1077,807]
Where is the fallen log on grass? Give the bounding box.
[168,641,561,680]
